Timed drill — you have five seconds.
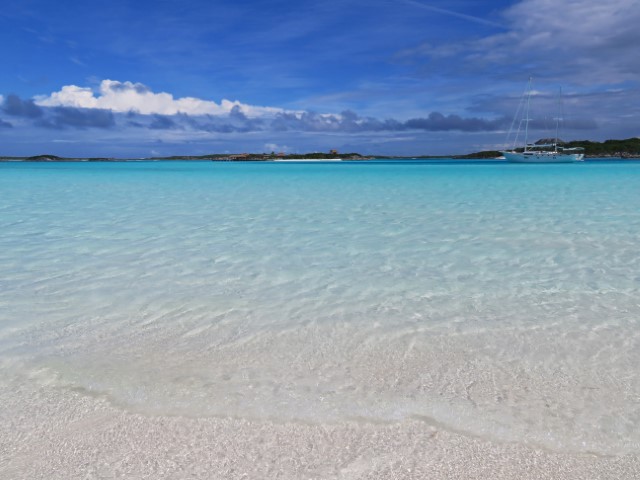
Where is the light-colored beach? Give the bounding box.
[2,380,639,479]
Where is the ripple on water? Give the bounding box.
[0,161,639,456]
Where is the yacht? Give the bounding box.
[502,78,584,163]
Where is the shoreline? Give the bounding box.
[2,380,638,479]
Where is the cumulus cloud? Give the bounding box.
[3,86,510,136]
[2,94,43,118]
[35,80,285,117]
[0,119,13,128]
[37,106,116,129]
[149,114,178,130]
[0,94,115,129]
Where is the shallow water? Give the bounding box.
[1,160,639,455]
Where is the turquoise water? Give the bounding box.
[1,160,639,455]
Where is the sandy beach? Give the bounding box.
[2,379,639,479]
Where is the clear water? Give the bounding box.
[1,160,639,455]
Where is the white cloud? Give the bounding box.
[34,80,286,117]
[416,0,640,85]
[264,143,291,152]
[484,0,640,82]
[503,0,636,46]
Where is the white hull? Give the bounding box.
[502,151,584,163]
[502,78,585,164]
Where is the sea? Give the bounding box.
[1,159,639,456]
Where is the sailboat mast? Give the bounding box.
[554,86,562,151]
[523,77,532,152]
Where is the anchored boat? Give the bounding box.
[502,78,584,163]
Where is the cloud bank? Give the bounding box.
[3,80,509,135]
[1,72,609,158]
[35,80,285,117]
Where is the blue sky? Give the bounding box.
[1,0,639,157]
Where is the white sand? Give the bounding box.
[2,382,639,480]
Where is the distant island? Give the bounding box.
[1,138,639,162]
[460,137,640,160]
[148,151,372,161]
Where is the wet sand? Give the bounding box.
[2,382,638,480]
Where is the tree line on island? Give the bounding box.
[1,138,639,161]
[459,138,640,159]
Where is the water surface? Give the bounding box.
[1,160,639,455]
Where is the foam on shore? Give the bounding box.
[2,380,639,479]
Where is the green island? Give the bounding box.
[1,138,639,161]
[458,137,640,160]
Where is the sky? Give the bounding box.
[1,0,639,157]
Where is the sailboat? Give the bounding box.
[501,78,584,163]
